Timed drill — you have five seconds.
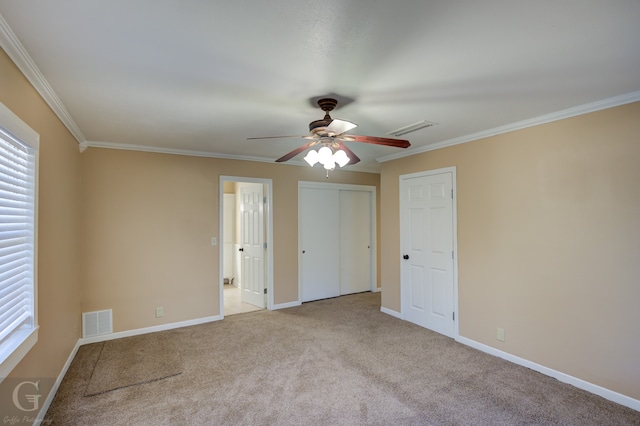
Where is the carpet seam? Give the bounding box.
[84,371,183,397]
[82,341,105,398]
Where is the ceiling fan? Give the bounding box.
[247,98,411,167]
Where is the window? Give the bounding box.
[0,101,38,381]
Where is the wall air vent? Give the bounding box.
[82,309,113,338]
[387,120,437,137]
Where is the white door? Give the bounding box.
[223,194,235,282]
[239,183,265,308]
[401,171,455,337]
[339,190,372,295]
[300,187,340,302]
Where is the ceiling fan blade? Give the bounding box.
[349,135,411,148]
[325,119,357,136]
[274,141,316,163]
[336,141,361,165]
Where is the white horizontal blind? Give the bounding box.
[0,129,35,346]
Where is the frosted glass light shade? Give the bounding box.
[333,150,349,167]
[318,146,332,163]
[304,150,319,166]
[323,159,335,170]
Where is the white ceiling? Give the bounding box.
[1,1,639,172]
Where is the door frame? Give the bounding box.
[219,176,274,317]
[399,166,459,338]
[298,181,377,302]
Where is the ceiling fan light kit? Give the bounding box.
[304,146,350,169]
[248,97,411,171]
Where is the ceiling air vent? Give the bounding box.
[387,120,437,137]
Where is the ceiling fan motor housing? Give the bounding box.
[309,98,338,133]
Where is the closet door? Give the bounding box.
[339,190,372,295]
[299,187,340,302]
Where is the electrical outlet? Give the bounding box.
[155,306,164,318]
[497,328,505,342]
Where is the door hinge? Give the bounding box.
[452,251,454,259]
[453,312,455,321]
[263,242,267,249]
[451,189,453,199]
[263,197,267,204]
[264,288,267,294]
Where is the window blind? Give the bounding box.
[0,129,35,347]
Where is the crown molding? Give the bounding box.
[84,141,277,162]
[377,90,640,163]
[0,13,86,144]
[84,141,381,173]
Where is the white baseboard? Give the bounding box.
[456,336,640,412]
[79,315,222,345]
[271,300,302,310]
[380,306,403,320]
[37,338,80,423]
[373,287,382,293]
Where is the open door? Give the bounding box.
[238,182,265,308]
[219,177,274,318]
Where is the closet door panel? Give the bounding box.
[340,190,372,295]
[300,188,340,302]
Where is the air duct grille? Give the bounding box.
[82,309,113,338]
[387,120,437,137]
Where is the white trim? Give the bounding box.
[298,181,378,303]
[271,301,302,310]
[399,166,459,339]
[456,336,640,412]
[36,339,80,422]
[377,91,640,163]
[297,181,377,192]
[380,306,403,320]
[373,287,381,293]
[0,328,38,382]
[87,141,276,164]
[83,142,382,173]
[0,101,40,147]
[0,14,85,145]
[219,176,274,317]
[78,315,221,346]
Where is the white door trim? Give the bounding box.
[399,166,459,338]
[298,181,377,302]
[219,176,274,317]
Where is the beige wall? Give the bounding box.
[380,102,640,400]
[80,148,380,331]
[223,180,235,194]
[0,49,81,400]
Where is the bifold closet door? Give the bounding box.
[299,188,340,302]
[339,190,372,295]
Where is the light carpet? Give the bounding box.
[46,293,639,425]
[84,332,182,396]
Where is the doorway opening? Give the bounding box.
[219,176,274,317]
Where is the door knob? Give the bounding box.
[403,254,409,260]
[302,250,306,254]
[239,248,244,252]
